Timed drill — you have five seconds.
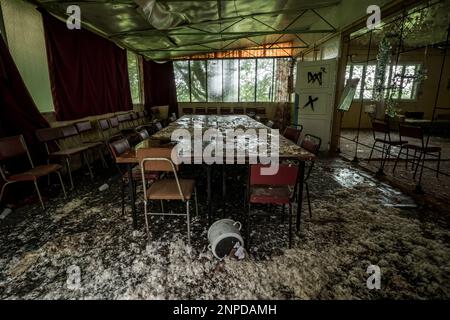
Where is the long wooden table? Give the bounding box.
[120,115,316,231]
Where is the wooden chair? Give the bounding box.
[393,124,442,179]
[135,126,150,141]
[233,107,245,115]
[182,108,194,115]
[96,118,111,142]
[117,113,132,131]
[0,135,66,210]
[368,120,407,173]
[36,126,95,189]
[247,164,299,248]
[220,107,232,115]
[283,126,303,145]
[108,138,159,216]
[195,107,207,115]
[246,107,257,118]
[207,107,218,115]
[74,121,108,168]
[137,147,198,246]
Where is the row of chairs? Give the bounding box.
[182,106,267,118]
[368,120,441,179]
[0,110,166,210]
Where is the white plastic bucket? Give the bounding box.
[208,219,244,260]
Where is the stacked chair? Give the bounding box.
[0,135,67,210]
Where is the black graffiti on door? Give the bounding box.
[304,96,319,112]
[307,67,327,86]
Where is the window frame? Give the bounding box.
[346,62,421,102]
[174,57,294,103]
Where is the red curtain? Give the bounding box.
[41,11,133,121]
[142,59,178,116]
[0,35,49,161]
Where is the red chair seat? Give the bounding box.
[249,186,291,205]
[10,164,62,181]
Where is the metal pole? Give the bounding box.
[417,22,450,193]
[352,30,373,163]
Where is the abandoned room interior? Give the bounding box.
[0,0,449,300]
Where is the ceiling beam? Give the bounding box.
[109,0,341,37]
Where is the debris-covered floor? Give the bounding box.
[1,158,450,299]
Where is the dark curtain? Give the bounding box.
[41,11,133,121]
[0,35,49,161]
[143,59,178,116]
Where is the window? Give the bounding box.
[173,58,293,103]
[207,60,222,102]
[174,60,190,102]
[345,63,421,101]
[256,59,274,102]
[127,51,142,104]
[239,59,256,102]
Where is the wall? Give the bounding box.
[341,47,450,129]
[0,0,54,113]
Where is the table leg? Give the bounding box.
[296,161,306,232]
[207,165,212,225]
[127,163,138,230]
[222,165,227,218]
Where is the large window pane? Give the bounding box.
[389,65,403,99]
[207,60,222,102]
[239,59,256,102]
[127,51,141,104]
[401,65,416,99]
[190,60,207,102]
[352,65,364,99]
[174,60,190,102]
[223,59,238,102]
[256,58,274,102]
[363,65,376,100]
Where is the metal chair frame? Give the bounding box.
[140,157,198,246]
[0,135,67,210]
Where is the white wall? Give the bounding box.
[0,0,54,113]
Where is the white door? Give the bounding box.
[295,59,337,151]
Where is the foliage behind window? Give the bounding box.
[174,58,293,103]
[127,51,141,104]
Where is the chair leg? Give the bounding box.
[305,182,312,219]
[405,148,409,170]
[246,203,251,249]
[144,200,150,241]
[413,152,424,180]
[368,141,377,163]
[33,180,45,210]
[121,180,125,216]
[83,153,94,180]
[288,203,293,249]
[393,145,403,175]
[99,148,108,169]
[160,200,165,213]
[186,200,191,247]
[194,188,199,216]
[0,182,11,205]
[65,158,74,189]
[55,171,67,198]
